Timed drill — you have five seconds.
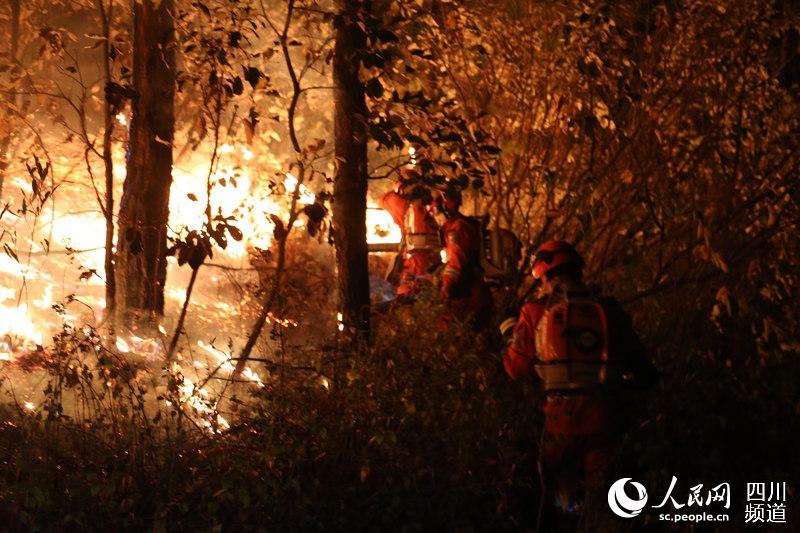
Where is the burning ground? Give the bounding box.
[0,135,400,432]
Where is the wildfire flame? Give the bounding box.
[366,206,401,244]
[0,138,400,433]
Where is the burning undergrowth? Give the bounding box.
[0,295,541,531]
[0,132,398,425]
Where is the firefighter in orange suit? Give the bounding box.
[381,169,441,300]
[502,241,657,522]
[430,188,492,328]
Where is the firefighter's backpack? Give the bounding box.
[532,294,621,392]
[471,215,522,283]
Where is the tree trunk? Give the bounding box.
[97,0,116,321]
[332,0,370,340]
[116,0,175,329]
[0,0,22,199]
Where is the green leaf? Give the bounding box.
[365,78,384,98]
[227,225,243,241]
[243,66,262,88]
[232,76,244,96]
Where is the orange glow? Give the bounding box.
[366,206,401,244]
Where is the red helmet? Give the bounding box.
[532,240,584,280]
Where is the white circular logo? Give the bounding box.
[607,478,648,518]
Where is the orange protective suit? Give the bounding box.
[381,190,440,298]
[504,289,657,505]
[439,215,492,327]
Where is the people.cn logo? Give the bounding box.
[608,478,649,518]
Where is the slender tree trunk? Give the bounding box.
[232,0,302,378]
[166,265,198,359]
[332,0,370,341]
[116,0,175,329]
[0,0,21,199]
[97,0,116,321]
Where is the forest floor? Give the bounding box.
[0,294,797,532]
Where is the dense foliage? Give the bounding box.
[0,0,797,530]
[0,309,541,530]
